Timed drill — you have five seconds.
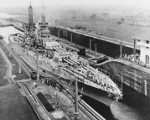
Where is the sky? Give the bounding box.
[0,0,150,9]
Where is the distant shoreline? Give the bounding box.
[56,18,150,44]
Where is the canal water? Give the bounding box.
[82,95,115,120]
[81,83,150,120]
[0,26,22,43]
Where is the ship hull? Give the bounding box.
[9,36,121,99]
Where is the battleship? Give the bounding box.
[0,2,150,120]
[9,28,122,100]
[8,4,122,100]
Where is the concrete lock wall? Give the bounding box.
[99,61,150,98]
[49,26,140,58]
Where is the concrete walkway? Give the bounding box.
[31,81,90,120]
[0,36,38,120]
[0,45,14,83]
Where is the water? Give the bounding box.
[0,26,22,43]
[82,95,115,120]
[82,83,150,120]
[57,19,150,44]
[0,13,18,18]
[112,84,150,120]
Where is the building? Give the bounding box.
[136,39,150,65]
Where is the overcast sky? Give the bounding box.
[0,0,150,9]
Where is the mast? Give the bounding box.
[74,76,79,120]
[36,48,40,81]
[28,1,34,34]
[133,38,136,61]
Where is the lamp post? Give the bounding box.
[133,38,136,61]
[58,30,60,38]
[120,41,123,58]
[36,47,40,81]
[94,43,97,55]
[71,33,73,43]
[89,39,92,53]
[35,30,40,81]
[74,76,79,120]
[121,65,124,93]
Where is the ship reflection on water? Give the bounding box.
[82,82,150,120]
[82,95,115,120]
[117,84,150,120]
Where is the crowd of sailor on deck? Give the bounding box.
[121,54,150,68]
[29,43,120,95]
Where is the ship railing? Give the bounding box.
[68,59,79,65]
[98,68,123,97]
[59,53,122,96]
[72,68,121,95]
[96,73,122,95]
[63,57,76,66]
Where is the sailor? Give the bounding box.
[55,102,59,109]
[53,92,59,109]
[59,85,63,92]
[33,82,37,88]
